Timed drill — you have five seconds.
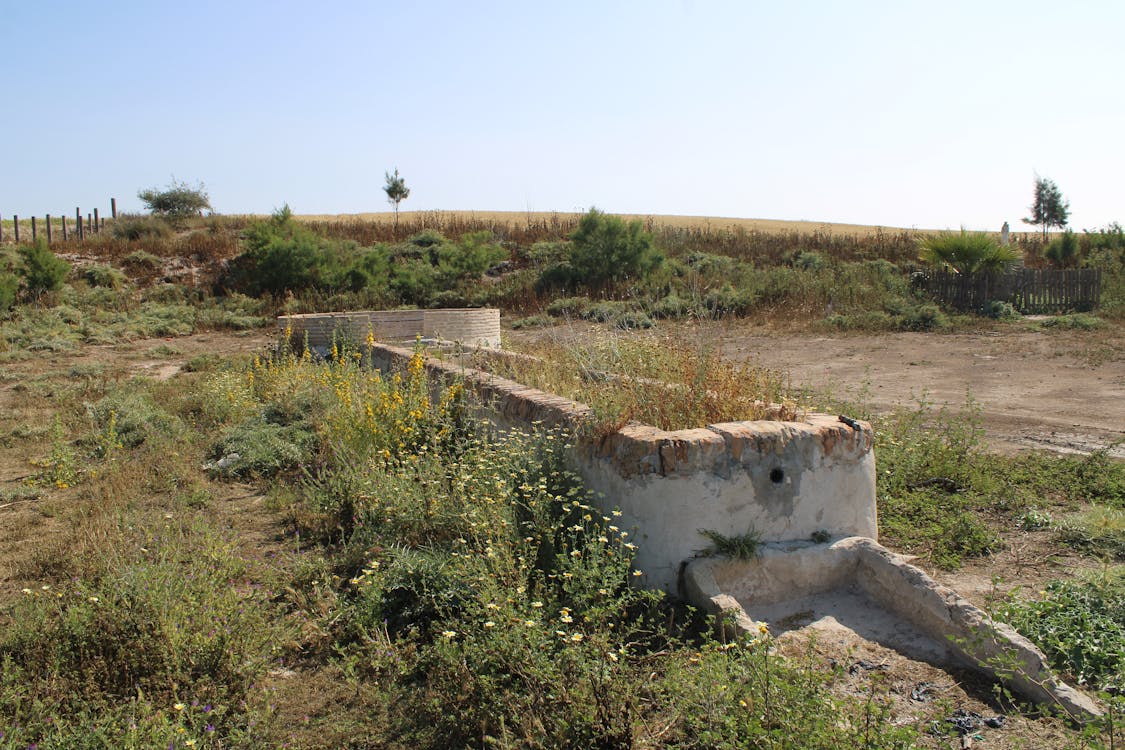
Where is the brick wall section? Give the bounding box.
[370,342,875,480]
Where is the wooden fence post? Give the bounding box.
[94,208,99,233]
[0,214,3,243]
[111,197,117,219]
[13,215,18,243]
[87,213,92,234]
[77,208,83,240]
[62,216,67,241]
[46,214,52,243]
[31,216,37,242]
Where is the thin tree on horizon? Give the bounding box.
[383,168,410,238]
[1024,175,1069,241]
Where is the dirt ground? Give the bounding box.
[715,321,1125,459]
[510,319,1125,458]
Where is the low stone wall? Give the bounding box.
[368,342,877,594]
[278,308,501,349]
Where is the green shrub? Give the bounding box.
[649,292,692,319]
[208,417,317,479]
[535,260,578,292]
[919,229,1018,274]
[18,239,70,295]
[792,250,826,271]
[545,295,590,318]
[569,208,661,287]
[1045,230,1081,268]
[582,299,632,323]
[509,314,553,329]
[683,251,741,279]
[388,257,439,306]
[85,390,183,452]
[614,310,654,329]
[703,284,757,316]
[984,299,1019,320]
[1039,313,1103,330]
[698,527,761,559]
[138,178,211,219]
[526,240,569,265]
[896,303,947,331]
[237,207,332,295]
[995,569,1125,691]
[436,231,506,285]
[122,249,163,268]
[823,311,895,331]
[82,263,127,289]
[0,272,17,312]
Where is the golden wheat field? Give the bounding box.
[294,209,938,237]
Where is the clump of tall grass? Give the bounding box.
[499,326,799,431]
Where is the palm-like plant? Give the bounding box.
[919,229,1018,274]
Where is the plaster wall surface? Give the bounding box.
[362,339,878,593]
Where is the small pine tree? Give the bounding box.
[18,239,70,296]
[568,208,661,288]
[1045,230,1080,268]
[1024,176,1070,240]
[383,168,410,237]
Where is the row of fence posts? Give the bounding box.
[0,198,117,244]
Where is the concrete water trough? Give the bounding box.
[281,315,1101,719]
[683,537,1099,719]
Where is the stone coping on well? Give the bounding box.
[370,342,874,480]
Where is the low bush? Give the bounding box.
[1045,230,1080,268]
[0,272,17,312]
[121,249,163,268]
[995,569,1125,692]
[545,295,591,318]
[984,299,1019,320]
[138,178,212,220]
[896,303,948,331]
[82,263,128,289]
[919,229,1018,274]
[1039,313,1103,330]
[208,417,317,479]
[509,314,553,329]
[568,208,662,288]
[85,389,183,453]
[18,239,70,295]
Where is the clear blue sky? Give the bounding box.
[3,1,1121,230]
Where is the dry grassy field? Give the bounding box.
[294,209,950,236]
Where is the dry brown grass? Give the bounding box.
[297,209,927,236]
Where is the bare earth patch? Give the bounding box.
[713,323,1125,459]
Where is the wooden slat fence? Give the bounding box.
[920,268,1102,313]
